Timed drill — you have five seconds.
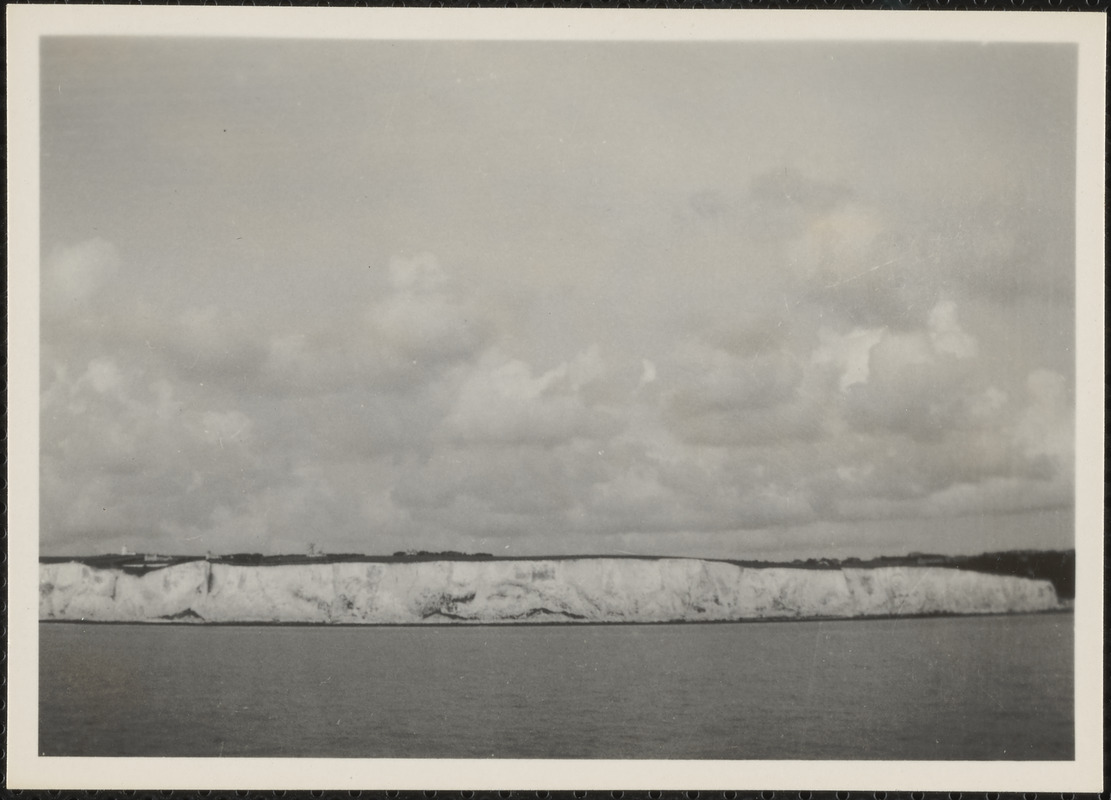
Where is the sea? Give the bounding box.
[39,613,1072,760]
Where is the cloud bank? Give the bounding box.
[39,40,1076,559]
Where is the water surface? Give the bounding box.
[40,614,1073,759]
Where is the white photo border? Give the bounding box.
[6,5,1105,791]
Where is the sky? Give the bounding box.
[39,37,1078,559]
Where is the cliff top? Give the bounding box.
[39,549,1076,598]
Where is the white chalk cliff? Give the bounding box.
[39,558,1062,624]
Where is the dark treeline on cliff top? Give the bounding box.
[41,549,1076,599]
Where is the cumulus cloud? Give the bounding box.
[37,183,1074,559]
[200,409,252,447]
[575,442,822,536]
[254,253,490,397]
[40,351,265,551]
[39,246,508,555]
[834,302,981,441]
[443,346,620,445]
[928,299,978,359]
[812,327,885,392]
[42,238,120,318]
[940,200,1075,306]
[369,253,489,364]
[166,305,269,382]
[788,202,884,282]
[661,335,823,447]
[392,444,582,522]
[38,231,1075,557]
[83,357,125,397]
[1015,369,1074,481]
[670,345,803,414]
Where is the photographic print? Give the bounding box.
[6,6,1104,792]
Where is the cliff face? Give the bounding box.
[38,558,1063,624]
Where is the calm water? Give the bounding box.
[40,614,1072,760]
